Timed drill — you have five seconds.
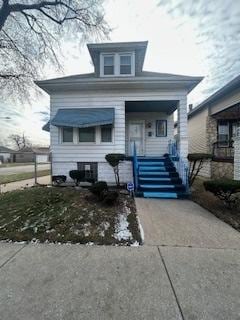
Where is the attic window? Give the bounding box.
[101,52,135,76]
[103,55,114,75]
[120,55,132,75]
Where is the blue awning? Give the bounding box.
[50,108,114,128]
[42,121,50,132]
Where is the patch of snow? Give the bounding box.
[131,241,140,247]
[114,213,133,241]
[86,242,94,246]
[99,222,110,237]
[137,216,144,243]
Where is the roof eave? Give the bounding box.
[36,77,203,94]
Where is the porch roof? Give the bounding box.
[125,100,178,114]
[43,108,114,131]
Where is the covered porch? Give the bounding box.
[210,103,240,161]
[125,99,188,160]
[125,99,189,198]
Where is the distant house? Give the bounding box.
[14,147,50,163]
[37,41,203,199]
[0,146,15,163]
[188,75,240,179]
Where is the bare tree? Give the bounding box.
[9,133,31,150]
[0,0,109,100]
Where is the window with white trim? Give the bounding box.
[156,120,167,137]
[120,54,132,75]
[62,127,73,143]
[101,125,112,142]
[103,55,114,75]
[79,127,95,142]
[101,52,135,76]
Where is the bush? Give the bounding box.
[90,181,108,197]
[52,175,66,186]
[204,179,240,207]
[105,153,125,187]
[69,170,85,186]
[188,153,212,186]
[102,191,119,205]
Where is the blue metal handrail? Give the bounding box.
[168,139,189,194]
[133,142,138,191]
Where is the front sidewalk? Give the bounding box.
[0,199,240,320]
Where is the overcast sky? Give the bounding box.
[1,0,240,147]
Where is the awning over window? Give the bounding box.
[42,121,50,132]
[42,108,115,132]
[51,108,114,128]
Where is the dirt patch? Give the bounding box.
[0,186,142,245]
[191,178,240,232]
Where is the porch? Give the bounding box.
[209,103,240,161]
[124,100,189,198]
[125,100,186,158]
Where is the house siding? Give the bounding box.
[126,112,174,156]
[50,89,186,183]
[210,87,240,115]
[188,108,208,153]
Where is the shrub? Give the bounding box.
[69,170,85,186]
[90,181,108,197]
[102,190,119,205]
[188,153,212,187]
[105,153,125,187]
[52,175,66,186]
[204,179,240,207]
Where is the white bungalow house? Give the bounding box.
[37,41,202,198]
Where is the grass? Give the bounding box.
[191,177,240,232]
[0,187,142,245]
[0,162,34,168]
[0,170,50,184]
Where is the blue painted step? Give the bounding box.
[143,192,178,199]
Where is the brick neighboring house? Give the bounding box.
[188,75,240,179]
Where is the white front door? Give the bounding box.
[128,121,145,156]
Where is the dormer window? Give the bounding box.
[100,52,135,77]
[103,55,114,75]
[120,54,132,75]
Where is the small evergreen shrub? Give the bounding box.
[90,181,108,197]
[204,179,240,207]
[102,191,119,205]
[105,153,125,187]
[69,170,85,186]
[52,175,66,186]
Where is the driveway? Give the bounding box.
[0,199,240,320]
[0,163,50,176]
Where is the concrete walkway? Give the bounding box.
[0,199,240,319]
[0,175,50,193]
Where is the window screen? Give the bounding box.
[104,55,114,75]
[120,55,132,74]
[62,127,73,142]
[79,127,95,142]
[101,125,112,142]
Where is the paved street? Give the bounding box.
[0,199,239,320]
[0,163,50,175]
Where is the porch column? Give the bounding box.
[234,127,240,180]
[177,98,188,161]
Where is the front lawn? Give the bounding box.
[0,170,50,184]
[191,178,240,232]
[0,187,142,245]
